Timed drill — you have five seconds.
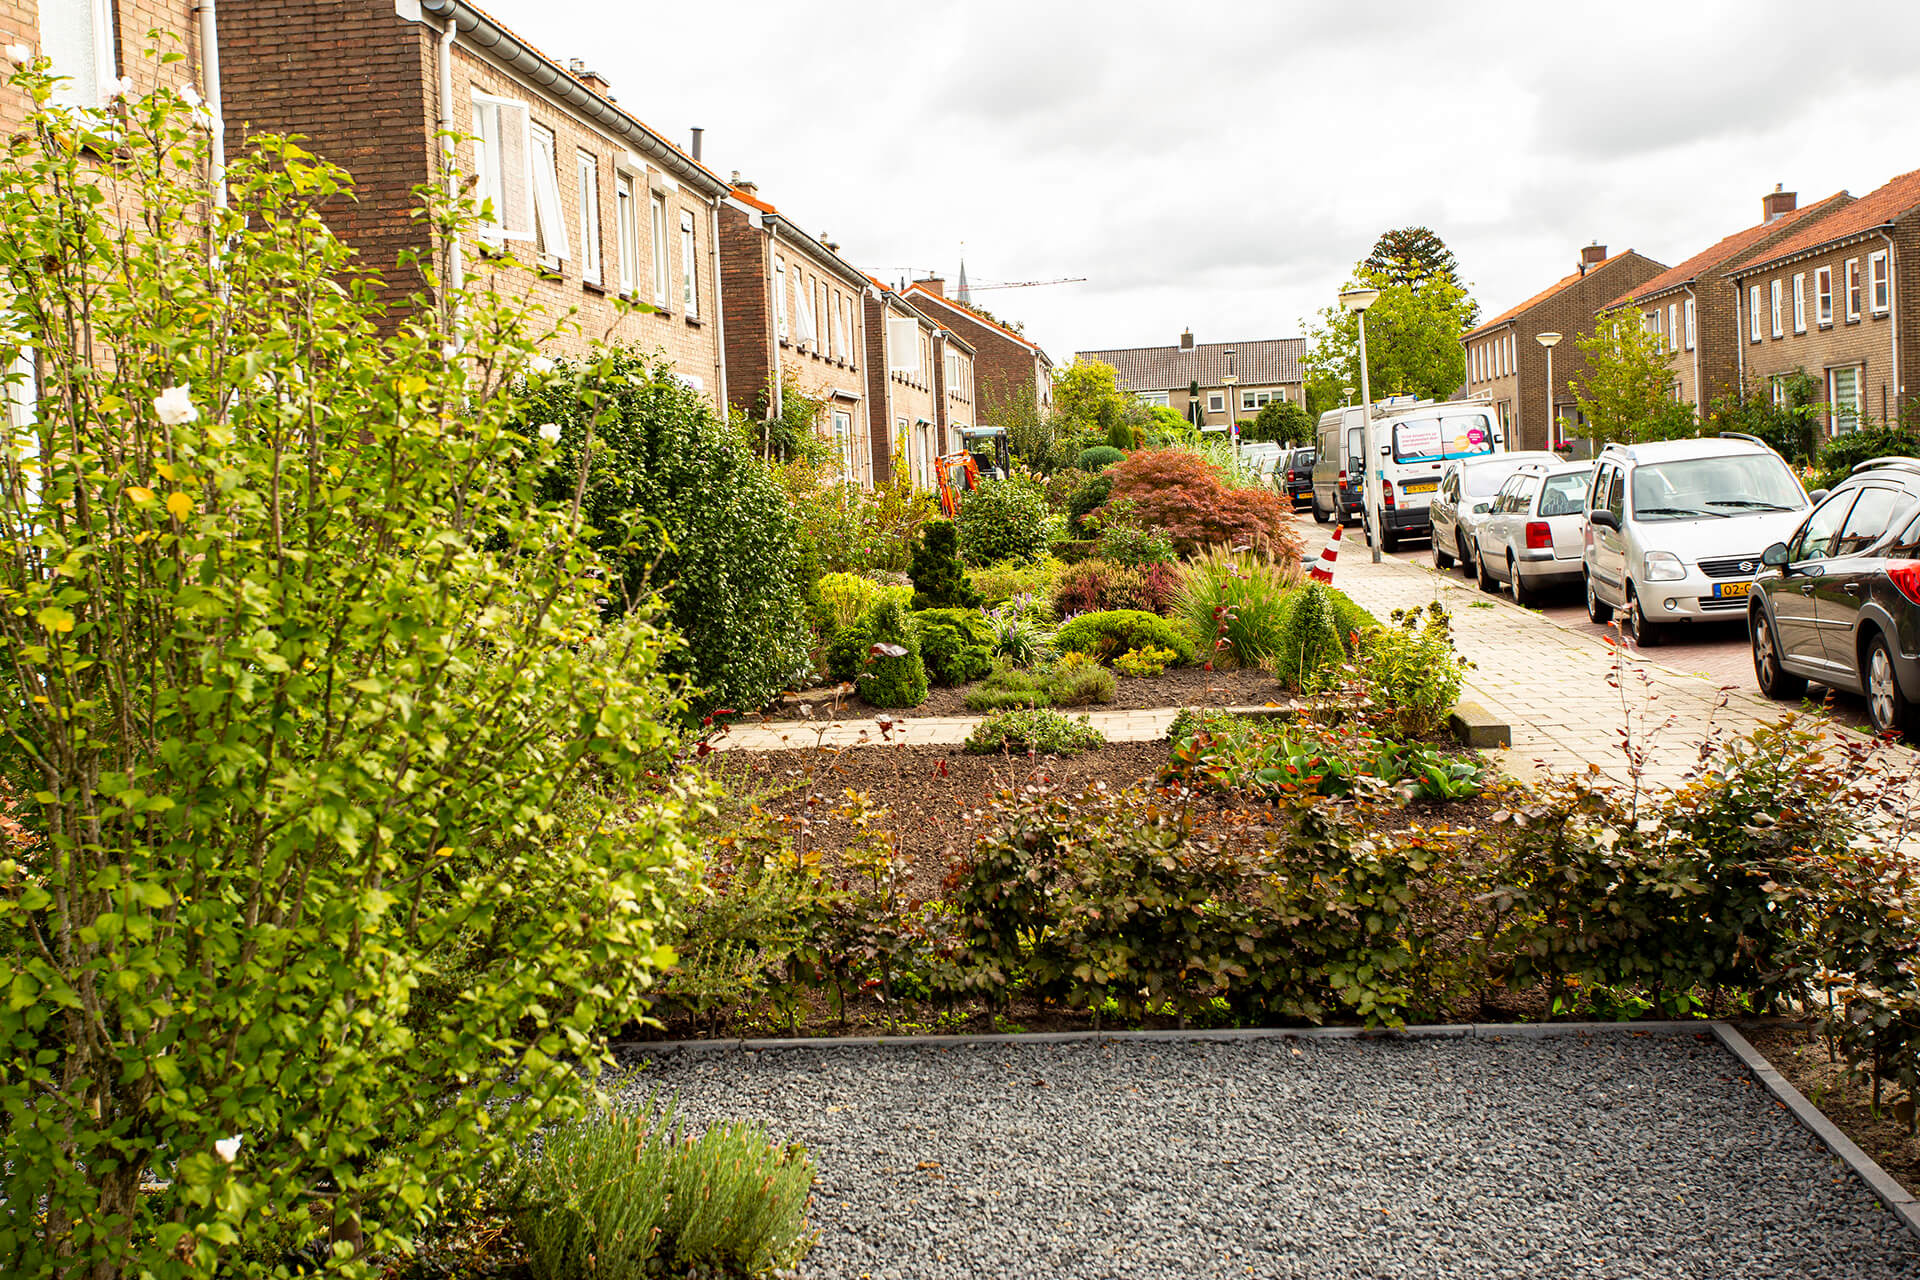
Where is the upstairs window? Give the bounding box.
[526,123,569,264]
[37,0,118,108]
[1791,273,1805,333]
[773,258,789,341]
[1748,285,1762,343]
[470,93,533,243]
[1845,257,1862,321]
[679,210,697,318]
[1684,296,1697,350]
[1769,279,1782,338]
[1870,250,1891,314]
[1816,266,1833,325]
[614,171,638,294]
[886,315,919,377]
[576,152,602,285]
[1668,302,1679,352]
[649,193,670,307]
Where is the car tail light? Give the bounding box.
[1337,469,1347,482]
[1888,560,1920,606]
[1525,521,1553,550]
[1382,478,1396,509]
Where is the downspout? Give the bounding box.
[435,16,465,340]
[709,202,727,414]
[1688,285,1701,415]
[1735,276,1745,391]
[1883,229,1901,412]
[766,221,783,425]
[196,0,226,210]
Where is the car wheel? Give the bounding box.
[1585,572,1613,624]
[1476,541,1500,594]
[1750,606,1806,701]
[1864,631,1915,736]
[1381,528,1400,552]
[1311,492,1330,524]
[1509,554,1535,606]
[1626,586,1661,646]
[1457,533,1475,580]
[1434,534,1454,570]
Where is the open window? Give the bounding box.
[679,210,697,318]
[470,93,534,243]
[576,151,602,285]
[527,123,569,264]
[37,0,118,108]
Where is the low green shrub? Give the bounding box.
[1049,662,1117,707]
[1813,424,1920,491]
[1114,645,1177,677]
[1173,546,1303,671]
[1356,605,1470,738]
[1051,538,1103,563]
[968,556,1064,606]
[957,475,1051,565]
[986,599,1052,666]
[913,608,996,686]
[815,572,912,633]
[1052,609,1197,666]
[1076,444,1127,471]
[513,1098,815,1279]
[1166,715,1486,802]
[1268,582,1373,691]
[909,519,984,611]
[1097,517,1178,568]
[964,707,1106,755]
[1065,472,1114,537]
[962,658,1114,711]
[838,599,927,706]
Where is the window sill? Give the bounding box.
[582,280,606,296]
[652,307,674,320]
[684,315,704,328]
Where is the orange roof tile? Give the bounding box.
[1466,257,1622,338]
[904,285,1046,358]
[1603,192,1851,309]
[1732,167,1920,275]
[730,186,777,215]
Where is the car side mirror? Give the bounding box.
[1761,541,1791,567]
[1589,510,1620,531]
[1806,488,1829,505]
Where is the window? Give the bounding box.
[1889,511,1920,559]
[575,152,602,285]
[650,194,670,307]
[1816,266,1833,325]
[1790,490,1857,561]
[773,257,788,340]
[614,172,638,293]
[841,294,856,364]
[1506,334,1514,374]
[1834,486,1901,557]
[818,282,830,355]
[1685,297,1697,350]
[1206,391,1225,414]
[1647,310,1660,337]
[37,0,118,108]
[795,272,816,350]
[1870,250,1890,314]
[1791,273,1805,333]
[831,409,854,481]
[679,210,697,318]
[1136,390,1170,407]
[5,344,36,432]
[1241,389,1276,411]
[470,93,533,242]
[1846,257,1861,321]
[886,316,919,376]
[1770,375,1788,407]
[1831,365,1863,434]
[1769,280,1782,338]
[526,124,569,264]
[1669,302,1679,352]
[1749,285,1762,343]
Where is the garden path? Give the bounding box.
[709,706,1184,753]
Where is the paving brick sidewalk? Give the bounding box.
[710,706,1183,753]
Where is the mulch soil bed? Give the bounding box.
[1746,1022,1920,1197]
[826,663,1290,719]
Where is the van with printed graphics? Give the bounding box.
[1314,395,1508,549]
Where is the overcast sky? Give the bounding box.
[485,0,1920,363]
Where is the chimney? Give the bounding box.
[690,127,703,162]
[732,172,756,197]
[1763,183,1797,223]
[1180,328,1195,350]
[567,58,612,95]
[821,231,840,253]
[1578,242,1606,275]
[919,275,946,298]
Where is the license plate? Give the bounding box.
[1403,481,1438,495]
[1712,581,1752,598]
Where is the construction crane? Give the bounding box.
[970,277,1087,291]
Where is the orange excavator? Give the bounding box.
[936,426,1010,518]
[935,451,978,518]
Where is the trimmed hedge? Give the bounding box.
[1076,445,1127,472]
[1052,610,1197,666]
[912,608,996,686]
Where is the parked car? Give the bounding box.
[1473,461,1595,604]
[1431,450,1560,576]
[1749,457,1920,735]
[1582,434,1814,646]
[1281,446,1316,508]
[1310,407,1366,526]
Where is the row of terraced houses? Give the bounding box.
[0,0,1055,489]
[1462,174,1920,454]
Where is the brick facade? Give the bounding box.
[901,281,1054,425]
[863,283,939,489]
[3,0,203,135]
[217,0,729,405]
[1463,245,1668,451]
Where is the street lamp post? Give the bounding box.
[1340,287,1382,562]
[1223,347,1239,471]
[1536,331,1564,451]
[1342,385,1354,407]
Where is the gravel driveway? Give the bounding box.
[619,1033,1920,1279]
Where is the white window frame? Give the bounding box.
[886,315,920,376]
[576,151,602,286]
[526,122,569,264]
[774,258,789,341]
[1206,390,1225,414]
[1791,273,1805,334]
[679,210,698,319]
[1769,280,1782,339]
[1749,285,1762,343]
[469,92,535,243]
[1845,257,1861,321]
[1668,302,1679,352]
[1136,390,1170,407]
[650,193,671,308]
[840,294,855,364]
[1684,297,1697,350]
[831,408,854,481]
[1870,250,1891,315]
[1816,266,1833,326]
[39,0,119,109]
[1830,364,1863,435]
[614,171,639,295]
[796,272,817,351]
[5,344,36,432]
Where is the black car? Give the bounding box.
[1749,457,1920,735]
[1283,447,1316,508]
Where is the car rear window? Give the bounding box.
[1538,472,1592,517]
[1464,460,1525,497]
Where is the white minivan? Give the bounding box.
[1365,399,1507,550]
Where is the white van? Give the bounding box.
[1365,398,1507,549]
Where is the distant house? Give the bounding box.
[718,180,872,483]
[218,0,733,405]
[1603,186,1852,412]
[1724,167,1920,437]
[1074,331,1305,428]
[1461,244,1667,450]
[901,278,1054,423]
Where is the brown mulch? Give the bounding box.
[828,664,1290,719]
[1745,1022,1920,1197]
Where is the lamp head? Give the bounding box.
[1536,331,1564,348]
[1339,287,1381,313]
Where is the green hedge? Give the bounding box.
[1052,610,1197,666]
[912,608,996,686]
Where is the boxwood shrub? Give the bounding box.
[1052,610,1196,666]
[957,475,1051,566]
[912,608,996,686]
[1076,445,1126,472]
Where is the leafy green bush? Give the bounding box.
[964,708,1107,755]
[1268,583,1373,690]
[1174,547,1304,671]
[1813,424,1920,491]
[968,556,1064,607]
[846,600,928,707]
[1077,444,1127,471]
[1097,514,1178,568]
[913,608,996,686]
[957,475,1051,565]
[513,1098,815,1278]
[1065,472,1115,537]
[1166,716,1485,802]
[1114,646,1177,677]
[0,78,696,1276]
[815,572,912,632]
[962,658,1113,711]
[1357,605,1470,738]
[909,519,984,611]
[1053,610,1197,666]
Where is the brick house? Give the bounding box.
[2,0,205,136]
[718,180,872,483]
[1724,167,1920,438]
[900,278,1053,425]
[862,277,942,489]
[1462,244,1667,451]
[217,0,732,406]
[1602,186,1852,412]
[934,325,977,443]
[1074,332,1305,429]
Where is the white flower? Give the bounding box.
[4,43,32,67]
[103,75,135,101]
[154,385,199,426]
[214,1135,242,1163]
[526,356,555,376]
[537,422,561,443]
[180,83,201,109]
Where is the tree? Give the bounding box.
[1703,371,1822,467]
[1053,357,1137,435]
[1573,306,1700,446]
[1246,399,1313,445]
[1363,227,1470,302]
[984,381,1052,470]
[1303,265,1478,406]
[0,69,691,1276]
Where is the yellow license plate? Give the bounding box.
[1403,481,1438,494]
[1712,581,1752,598]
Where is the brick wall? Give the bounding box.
[1463,326,1520,441]
[902,287,1050,428]
[864,292,937,489]
[862,289,894,483]
[4,0,204,137]
[718,203,770,417]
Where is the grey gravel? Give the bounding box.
[616,1034,1920,1279]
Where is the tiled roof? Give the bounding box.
[902,286,1050,363]
[1073,338,1303,391]
[730,186,776,215]
[1603,193,1851,309]
[1732,166,1920,276]
[1466,256,1627,338]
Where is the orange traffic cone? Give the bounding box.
[1307,525,1341,583]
